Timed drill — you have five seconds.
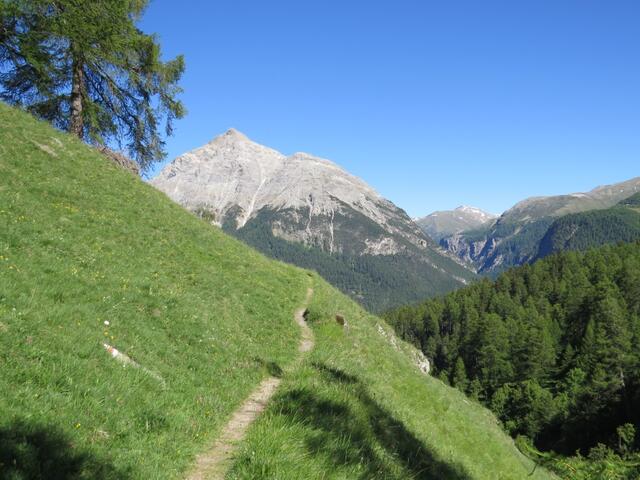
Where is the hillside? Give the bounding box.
[536,194,640,259]
[441,178,640,274]
[620,191,640,207]
[0,103,307,478]
[151,130,475,312]
[385,241,640,478]
[226,280,553,479]
[417,206,497,242]
[0,103,553,479]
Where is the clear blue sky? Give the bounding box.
[141,0,640,217]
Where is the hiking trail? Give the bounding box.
[186,287,314,480]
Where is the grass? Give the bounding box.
[0,102,554,479]
[227,279,556,479]
[0,102,308,478]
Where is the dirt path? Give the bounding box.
[186,287,314,480]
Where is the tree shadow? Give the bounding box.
[276,387,392,478]
[363,391,469,480]
[271,362,472,479]
[252,356,284,378]
[0,420,128,480]
[311,361,358,384]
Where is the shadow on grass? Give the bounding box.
[312,362,358,384]
[0,420,128,480]
[253,357,284,378]
[270,362,472,479]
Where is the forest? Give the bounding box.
[385,241,640,476]
[536,195,640,260]
[219,210,466,313]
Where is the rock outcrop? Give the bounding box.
[97,146,140,175]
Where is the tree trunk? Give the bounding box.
[69,55,84,138]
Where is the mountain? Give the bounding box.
[0,102,553,479]
[621,191,640,207]
[152,129,475,312]
[441,177,640,274]
[536,191,640,259]
[416,205,497,242]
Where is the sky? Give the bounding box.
[140,0,640,217]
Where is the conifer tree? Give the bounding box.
[384,241,640,455]
[452,356,468,392]
[0,0,184,171]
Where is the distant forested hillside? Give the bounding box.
[226,216,469,313]
[620,192,640,207]
[385,241,640,477]
[536,195,640,259]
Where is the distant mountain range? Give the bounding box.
[432,177,640,274]
[416,206,497,242]
[152,129,475,311]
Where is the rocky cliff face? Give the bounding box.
[440,234,490,266]
[151,130,476,311]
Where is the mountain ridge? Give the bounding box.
[535,191,640,259]
[440,177,640,273]
[152,129,475,311]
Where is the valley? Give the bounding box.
[1,2,638,477]
[2,102,637,479]
[429,178,640,274]
[0,102,553,479]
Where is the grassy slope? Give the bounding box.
[0,102,307,478]
[0,103,553,479]
[228,279,554,480]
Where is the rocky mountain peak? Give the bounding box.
[221,128,250,141]
[416,205,497,242]
[151,131,432,250]
[205,128,261,150]
[454,205,497,221]
[150,131,476,311]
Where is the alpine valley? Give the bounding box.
[3,2,639,479]
[151,129,475,312]
[430,177,640,274]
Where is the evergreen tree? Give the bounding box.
[477,313,513,395]
[452,357,468,392]
[0,0,185,171]
[384,240,640,457]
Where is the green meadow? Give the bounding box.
[0,103,553,479]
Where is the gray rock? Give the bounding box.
[151,129,436,256]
